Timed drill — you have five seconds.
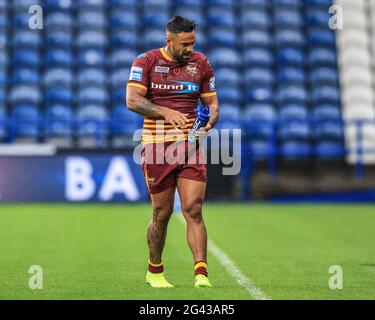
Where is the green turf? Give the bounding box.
[0,204,374,300]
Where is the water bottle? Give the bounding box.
[188,104,210,143]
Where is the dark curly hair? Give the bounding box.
[166,16,196,34]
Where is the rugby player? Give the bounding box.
[126,16,219,288]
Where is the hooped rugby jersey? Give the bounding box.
[127,48,216,144]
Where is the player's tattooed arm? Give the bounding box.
[126,86,189,129]
[201,94,220,131]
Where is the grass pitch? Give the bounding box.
[0,204,374,300]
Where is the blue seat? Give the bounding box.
[313,104,341,121]
[143,11,169,27]
[277,85,308,104]
[46,105,74,122]
[77,31,108,49]
[79,0,106,9]
[0,32,7,49]
[244,48,273,66]
[13,0,41,10]
[10,85,41,105]
[279,104,308,120]
[209,48,241,67]
[207,9,236,28]
[311,86,340,104]
[13,13,30,29]
[309,48,337,66]
[245,103,276,121]
[78,87,109,105]
[246,86,274,103]
[111,0,138,8]
[45,12,74,30]
[310,67,338,85]
[111,68,131,87]
[45,121,73,139]
[243,30,272,48]
[279,120,310,140]
[78,11,107,30]
[241,0,268,6]
[275,29,305,48]
[0,50,8,67]
[12,50,41,68]
[46,31,73,48]
[274,9,303,29]
[0,13,6,29]
[175,0,203,7]
[242,10,271,29]
[0,108,6,141]
[110,49,136,68]
[79,50,106,67]
[276,48,304,66]
[274,0,303,7]
[208,29,238,48]
[215,68,240,87]
[45,87,73,105]
[218,87,242,104]
[308,29,336,47]
[245,68,274,86]
[208,0,236,6]
[46,50,73,67]
[307,8,330,27]
[43,68,73,87]
[79,68,107,87]
[0,69,6,87]
[219,104,241,122]
[280,141,312,159]
[45,0,74,10]
[0,0,6,8]
[249,140,275,160]
[113,88,126,104]
[12,105,40,139]
[13,31,42,48]
[143,30,166,50]
[314,121,343,140]
[175,8,205,28]
[77,105,109,122]
[0,88,5,104]
[111,10,139,30]
[143,0,170,8]
[306,0,332,7]
[111,29,138,48]
[12,68,40,85]
[277,67,305,83]
[316,142,345,159]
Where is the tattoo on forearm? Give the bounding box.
[208,106,219,127]
[129,96,164,120]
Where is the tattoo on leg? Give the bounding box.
[147,214,170,264]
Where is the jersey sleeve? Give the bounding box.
[127,54,150,92]
[200,58,217,98]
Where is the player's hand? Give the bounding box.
[161,109,189,130]
[195,124,212,139]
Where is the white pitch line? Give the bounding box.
[176,214,271,300]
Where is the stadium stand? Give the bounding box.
[0,0,374,170]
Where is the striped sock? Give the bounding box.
[194,261,208,277]
[148,260,164,274]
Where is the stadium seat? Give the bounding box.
[175,0,203,8]
[44,121,74,148]
[274,9,303,29]
[275,29,305,48]
[245,68,275,86]
[244,48,273,66]
[111,30,138,48]
[279,104,309,120]
[46,105,74,122]
[315,142,345,159]
[45,87,73,105]
[77,31,108,49]
[280,141,312,159]
[274,0,303,8]
[309,48,337,66]
[43,69,73,88]
[13,0,42,11]
[242,10,271,29]
[143,30,167,50]
[11,105,40,142]
[311,86,340,104]
[46,50,73,67]
[246,86,274,103]
[314,121,343,140]
[279,120,310,140]
[111,0,138,8]
[12,50,41,68]
[79,69,107,87]
[276,85,308,104]
[78,11,107,30]
[78,0,107,9]
[111,10,139,30]
[175,8,205,28]
[249,140,275,160]
[45,0,74,11]
[307,8,331,27]
[111,68,131,88]
[243,30,273,48]
[215,68,240,87]
[313,104,341,121]
[79,49,106,67]
[143,0,170,8]
[277,67,305,84]
[143,11,170,28]
[0,69,6,87]
[276,48,304,66]
[209,48,241,67]
[241,0,268,7]
[208,29,238,48]
[218,87,242,104]
[12,68,40,85]
[307,29,336,47]
[45,13,74,30]
[12,31,42,48]
[46,31,73,48]
[78,87,109,105]
[0,107,6,141]
[245,103,276,121]
[310,67,339,85]
[109,49,137,68]
[207,8,237,28]
[9,85,41,105]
